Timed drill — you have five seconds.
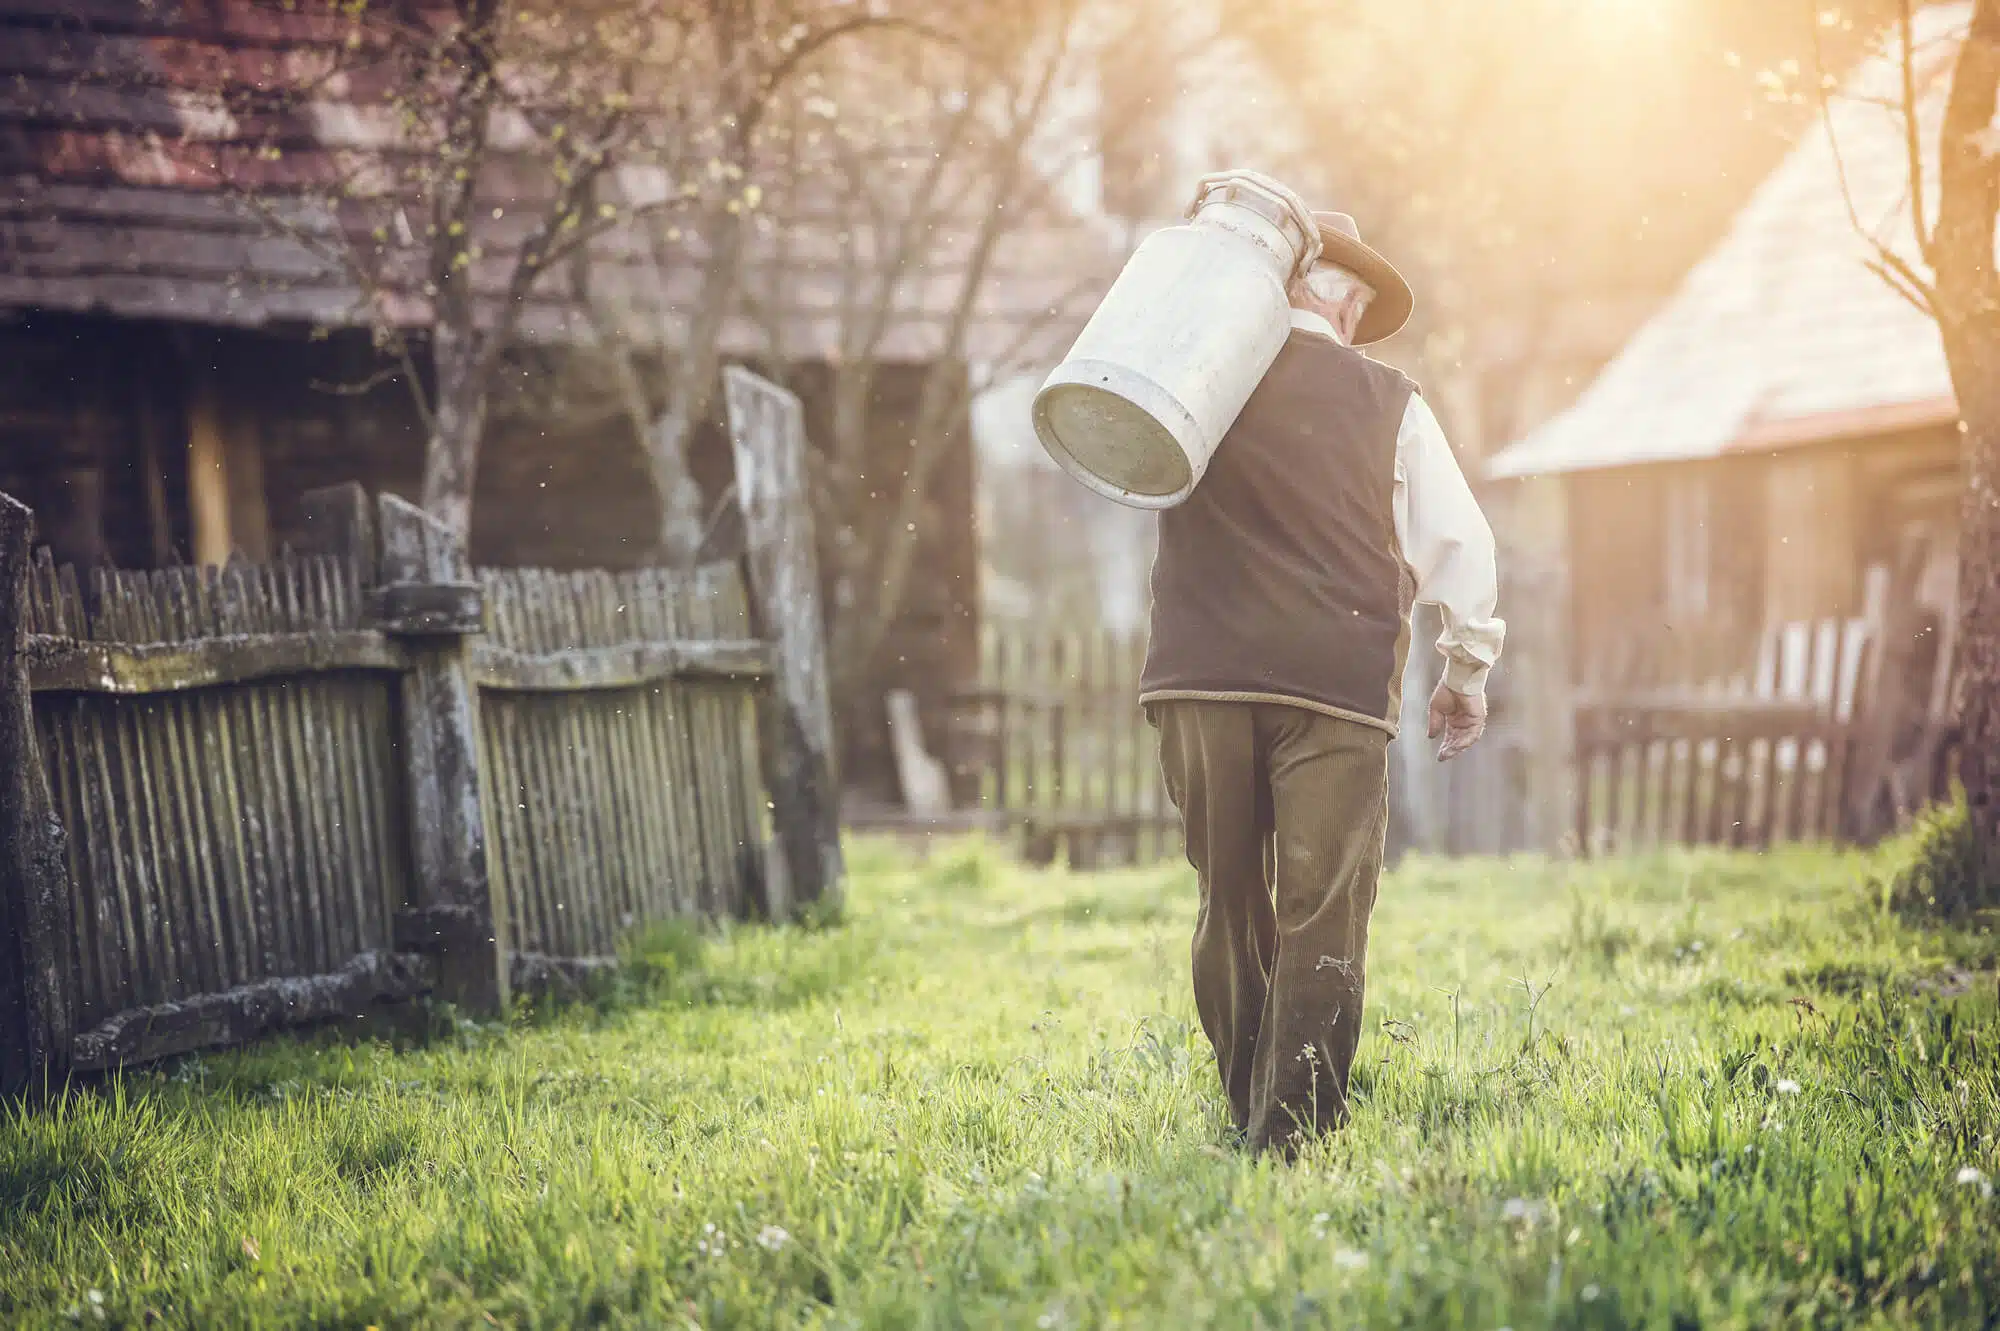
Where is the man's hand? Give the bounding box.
[1427,681,1487,762]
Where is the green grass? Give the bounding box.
[3,838,1999,1329]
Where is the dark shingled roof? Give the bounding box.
[0,0,1118,364]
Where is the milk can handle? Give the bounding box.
[1185,170,1322,280]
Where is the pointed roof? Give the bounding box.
[1486,4,1967,481]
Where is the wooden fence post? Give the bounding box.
[297,481,379,587]
[373,495,507,1014]
[0,492,75,1093]
[723,366,844,916]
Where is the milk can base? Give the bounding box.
[1032,367,1201,510]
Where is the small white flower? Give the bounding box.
[1582,1284,1601,1302]
[1775,1079,1802,1096]
[756,1225,791,1252]
[1955,1166,1993,1197]
[1333,1247,1369,1271]
[1501,1197,1547,1225]
[1313,1212,1331,1225]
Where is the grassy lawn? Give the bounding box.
[3,840,1998,1329]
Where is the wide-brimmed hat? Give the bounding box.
[1311,211,1413,346]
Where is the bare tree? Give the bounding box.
[579,4,927,564]
[218,1,694,540]
[216,0,908,547]
[728,0,1170,701]
[1799,1,2000,861]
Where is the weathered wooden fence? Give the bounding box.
[1570,614,1902,852]
[24,539,417,1066]
[940,622,1179,868]
[0,372,842,1090]
[0,485,781,1088]
[474,562,769,991]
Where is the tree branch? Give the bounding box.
[1807,1,1941,312]
[1900,0,1936,266]
[1865,254,1941,318]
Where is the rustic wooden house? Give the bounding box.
[1485,10,1965,833]
[0,0,1117,804]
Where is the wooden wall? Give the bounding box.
[1763,448,1859,624]
[1567,465,1669,678]
[1566,429,1962,692]
[1567,450,1863,685]
[0,315,982,809]
[0,315,190,569]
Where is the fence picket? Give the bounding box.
[959,623,1177,868]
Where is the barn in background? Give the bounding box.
[0,0,1115,805]
[1486,11,1966,838]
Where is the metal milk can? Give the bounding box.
[1031,169,1321,509]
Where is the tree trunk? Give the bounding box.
[645,407,708,566]
[1933,0,2000,862]
[595,334,709,567]
[420,324,488,544]
[1945,324,2000,851]
[637,195,746,566]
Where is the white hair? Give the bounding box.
[1301,262,1375,307]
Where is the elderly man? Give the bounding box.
[1140,210,1504,1156]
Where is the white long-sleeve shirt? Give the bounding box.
[1292,309,1506,697]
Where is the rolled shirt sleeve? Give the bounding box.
[1392,393,1506,696]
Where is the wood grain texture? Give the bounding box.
[724,367,841,916]
[69,949,432,1071]
[476,562,767,972]
[26,631,405,693]
[3,474,781,1074]
[0,493,76,1091]
[26,556,410,1034]
[377,493,507,1015]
